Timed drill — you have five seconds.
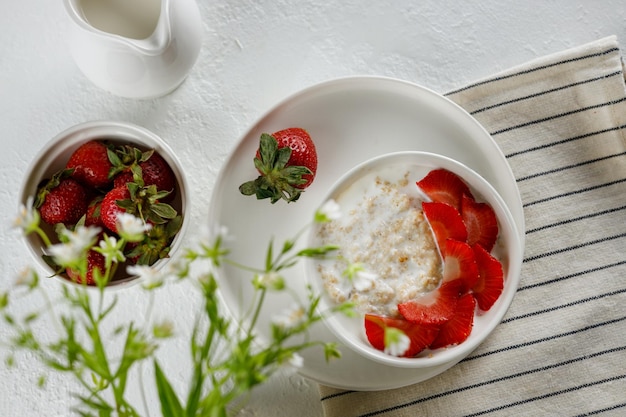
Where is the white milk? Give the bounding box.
[314,167,443,317]
[79,0,161,39]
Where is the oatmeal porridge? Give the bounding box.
[314,170,443,317]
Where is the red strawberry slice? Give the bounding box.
[416,168,473,210]
[443,239,479,293]
[472,244,504,311]
[422,201,468,257]
[398,279,462,325]
[430,293,476,349]
[461,194,499,252]
[364,314,439,357]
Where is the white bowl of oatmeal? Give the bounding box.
[306,151,523,368]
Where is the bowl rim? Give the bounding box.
[306,150,524,368]
[18,120,191,289]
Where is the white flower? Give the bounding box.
[315,199,341,223]
[63,226,101,253]
[47,226,101,267]
[384,327,411,357]
[15,267,39,289]
[127,264,164,290]
[343,263,378,292]
[14,197,39,233]
[353,269,377,291]
[288,353,304,368]
[47,241,84,267]
[272,304,306,330]
[253,272,285,290]
[98,235,126,264]
[116,213,151,242]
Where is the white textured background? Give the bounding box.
[1,1,625,415]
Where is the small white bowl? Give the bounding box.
[306,151,523,368]
[18,120,190,287]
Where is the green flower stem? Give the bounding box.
[138,291,156,417]
[73,371,116,413]
[33,226,52,248]
[223,258,262,274]
[247,288,266,335]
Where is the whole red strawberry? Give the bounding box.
[66,140,113,189]
[37,176,89,225]
[100,186,131,233]
[239,127,318,203]
[109,147,176,200]
[113,171,134,189]
[140,152,176,195]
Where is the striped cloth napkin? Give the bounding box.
[319,35,626,417]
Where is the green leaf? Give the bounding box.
[131,164,145,187]
[275,146,291,170]
[154,360,184,417]
[73,393,114,413]
[281,166,311,185]
[259,133,278,167]
[323,343,342,362]
[0,292,8,310]
[297,244,340,258]
[238,180,258,196]
[139,149,154,163]
[265,237,274,271]
[281,239,295,254]
[151,202,177,219]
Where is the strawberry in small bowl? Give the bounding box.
[306,151,523,369]
[18,121,190,287]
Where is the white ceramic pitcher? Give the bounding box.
[64,0,203,99]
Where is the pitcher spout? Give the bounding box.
[64,0,171,54]
[131,0,172,55]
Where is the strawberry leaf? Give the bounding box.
[259,133,278,166]
[151,202,177,220]
[275,146,291,170]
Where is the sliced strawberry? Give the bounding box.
[364,314,439,357]
[422,201,467,257]
[472,244,504,311]
[461,194,499,252]
[443,239,479,293]
[430,293,476,349]
[416,168,473,210]
[398,279,462,325]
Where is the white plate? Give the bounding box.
[208,76,525,390]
